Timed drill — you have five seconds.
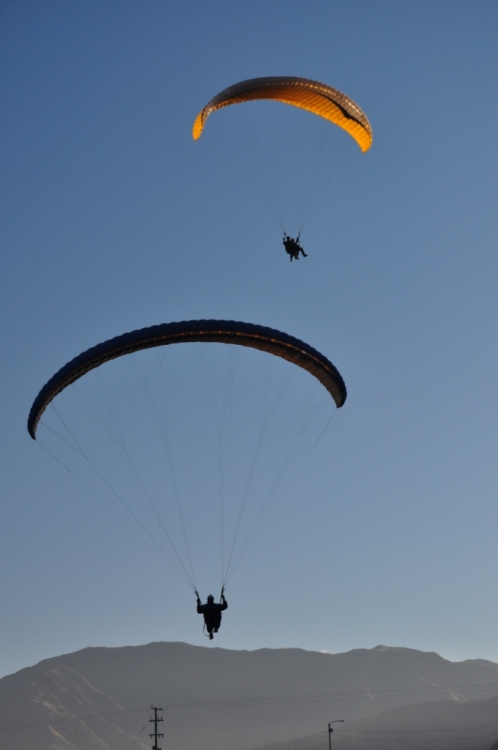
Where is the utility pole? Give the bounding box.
[149,706,164,750]
[328,719,344,750]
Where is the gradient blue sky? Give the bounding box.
[1,1,498,679]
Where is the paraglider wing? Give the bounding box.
[28,320,346,439]
[192,76,372,152]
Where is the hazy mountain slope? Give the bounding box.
[0,662,139,750]
[317,694,498,750]
[1,643,497,750]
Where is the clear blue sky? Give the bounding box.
[1,1,498,679]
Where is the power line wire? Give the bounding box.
[1,684,498,735]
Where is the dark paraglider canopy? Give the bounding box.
[28,320,347,439]
[28,320,347,595]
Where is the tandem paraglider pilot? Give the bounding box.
[283,233,307,261]
[196,591,228,640]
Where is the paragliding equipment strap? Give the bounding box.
[282,232,301,245]
[196,592,212,639]
[220,586,225,602]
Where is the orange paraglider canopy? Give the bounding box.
[193,76,372,152]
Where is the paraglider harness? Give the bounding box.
[196,587,227,639]
[283,233,307,261]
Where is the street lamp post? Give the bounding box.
[328,720,344,750]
